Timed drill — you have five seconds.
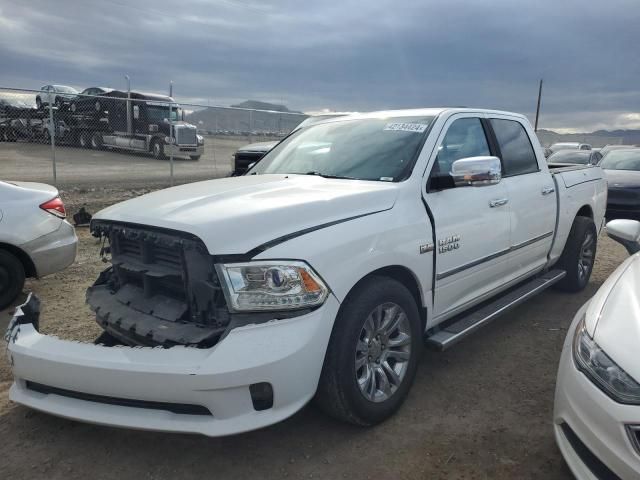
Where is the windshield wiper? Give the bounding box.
[304,171,359,180]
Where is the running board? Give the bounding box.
[425,269,566,351]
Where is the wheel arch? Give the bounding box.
[342,265,427,333]
[576,204,593,219]
[0,242,37,278]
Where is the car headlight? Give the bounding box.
[573,317,640,404]
[197,134,204,145]
[215,261,329,312]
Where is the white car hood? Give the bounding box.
[585,253,640,381]
[94,174,398,254]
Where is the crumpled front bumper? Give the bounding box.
[5,293,340,437]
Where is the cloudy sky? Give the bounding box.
[1,0,639,132]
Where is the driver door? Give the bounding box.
[423,114,511,320]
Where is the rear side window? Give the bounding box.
[490,119,539,176]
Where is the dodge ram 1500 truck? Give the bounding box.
[5,108,607,436]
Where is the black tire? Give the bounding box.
[151,139,166,159]
[315,276,422,426]
[90,132,103,150]
[79,130,91,149]
[189,155,201,161]
[554,216,597,292]
[0,249,25,310]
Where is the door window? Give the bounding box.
[490,119,539,176]
[433,118,490,176]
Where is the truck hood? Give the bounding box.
[94,174,398,254]
[585,253,640,382]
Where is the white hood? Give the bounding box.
[585,253,640,381]
[94,174,398,254]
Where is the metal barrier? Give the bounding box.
[0,86,307,188]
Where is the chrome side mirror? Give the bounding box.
[606,219,640,255]
[451,156,502,187]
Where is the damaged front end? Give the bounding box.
[89,220,230,348]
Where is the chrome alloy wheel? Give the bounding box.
[355,302,412,403]
[578,231,595,281]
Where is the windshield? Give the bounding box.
[250,116,435,181]
[146,105,180,123]
[547,151,591,164]
[599,150,640,171]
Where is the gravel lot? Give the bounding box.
[0,186,630,480]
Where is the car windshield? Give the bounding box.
[599,150,640,171]
[547,151,592,164]
[146,105,180,122]
[250,116,435,181]
[54,86,78,94]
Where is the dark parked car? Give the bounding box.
[231,141,279,176]
[70,87,114,113]
[600,149,640,219]
[547,149,602,166]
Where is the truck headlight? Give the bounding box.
[197,134,204,145]
[215,261,329,312]
[573,318,640,404]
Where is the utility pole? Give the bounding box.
[125,74,132,135]
[534,79,543,132]
[169,80,173,97]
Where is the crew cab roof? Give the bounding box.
[325,108,528,122]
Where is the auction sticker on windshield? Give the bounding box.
[383,122,429,133]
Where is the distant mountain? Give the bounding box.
[186,100,307,134]
[536,128,640,147]
[230,100,302,114]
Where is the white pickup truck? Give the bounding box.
[5,108,607,436]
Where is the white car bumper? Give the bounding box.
[20,220,77,277]
[5,294,340,437]
[554,303,640,479]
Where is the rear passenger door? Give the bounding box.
[488,117,556,280]
[424,114,512,320]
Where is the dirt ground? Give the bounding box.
[0,133,273,188]
[0,186,630,480]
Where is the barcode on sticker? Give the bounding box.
[384,123,428,133]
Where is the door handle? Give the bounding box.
[489,198,509,208]
[541,186,555,195]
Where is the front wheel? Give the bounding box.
[151,139,166,159]
[79,130,91,148]
[554,216,597,292]
[315,276,422,426]
[90,132,103,149]
[0,250,25,310]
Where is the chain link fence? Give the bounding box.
[0,86,307,190]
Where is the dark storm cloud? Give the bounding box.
[1,0,639,130]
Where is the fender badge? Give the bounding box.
[419,243,434,254]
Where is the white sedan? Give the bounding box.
[0,181,77,309]
[554,219,640,479]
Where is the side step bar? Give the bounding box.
[425,269,566,351]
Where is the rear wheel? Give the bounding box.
[554,216,597,292]
[79,130,91,148]
[189,155,201,161]
[0,250,25,310]
[152,139,166,159]
[90,132,103,149]
[315,276,422,426]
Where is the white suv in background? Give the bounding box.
[0,181,77,309]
